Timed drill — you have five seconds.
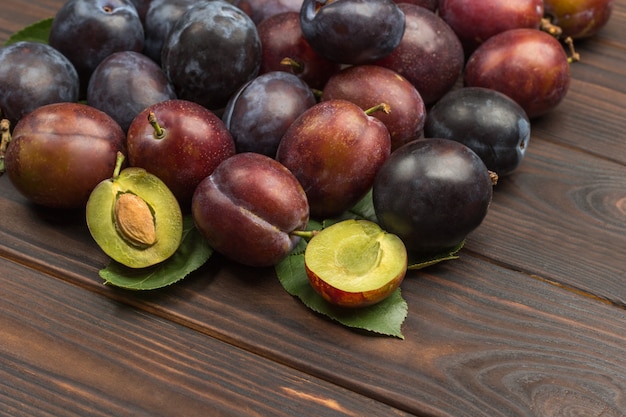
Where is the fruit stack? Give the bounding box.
[0,0,614,321]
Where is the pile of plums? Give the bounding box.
[0,0,614,306]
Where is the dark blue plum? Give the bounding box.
[0,41,79,128]
[424,87,530,176]
[222,71,316,156]
[142,0,196,64]
[299,0,405,65]
[87,51,177,132]
[161,0,262,111]
[373,138,494,254]
[48,0,144,96]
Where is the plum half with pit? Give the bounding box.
[4,102,126,209]
[373,138,494,254]
[304,219,407,308]
[192,152,309,268]
[86,152,183,269]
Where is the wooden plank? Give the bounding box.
[0,257,411,417]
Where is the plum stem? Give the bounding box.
[365,103,391,116]
[291,229,319,241]
[112,151,125,180]
[564,37,580,64]
[148,112,166,139]
[280,57,304,74]
[540,17,562,38]
[0,118,11,175]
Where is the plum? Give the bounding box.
[4,102,126,209]
[87,51,177,132]
[299,0,405,65]
[373,138,494,254]
[222,71,316,156]
[464,28,571,118]
[126,99,236,210]
[48,0,145,97]
[161,0,261,111]
[276,99,391,219]
[372,3,464,106]
[321,65,426,151]
[192,152,309,267]
[0,41,79,129]
[142,0,196,64]
[304,219,407,308]
[424,87,531,176]
[86,152,184,268]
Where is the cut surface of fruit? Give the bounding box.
[86,163,183,269]
[304,220,407,307]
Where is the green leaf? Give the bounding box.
[4,18,53,46]
[99,216,213,290]
[275,248,408,339]
[407,240,465,270]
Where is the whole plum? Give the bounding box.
[464,28,571,118]
[223,71,316,156]
[0,41,79,128]
[543,0,614,39]
[424,87,531,176]
[300,0,405,65]
[48,0,145,96]
[322,65,426,151]
[372,3,464,106]
[4,102,126,209]
[142,0,196,64]
[276,99,391,219]
[87,51,177,132]
[161,0,261,111]
[373,138,493,254]
[257,11,341,90]
[192,152,310,267]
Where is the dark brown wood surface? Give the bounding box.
[2,1,626,416]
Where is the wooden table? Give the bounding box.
[2,1,626,416]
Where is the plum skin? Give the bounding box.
[424,87,531,176]
[191,153,310,268]
[276,99,391,219]
[373,138,493,254]
[464,28,571,119]
[0,41,79,128]
[4,102,126,209]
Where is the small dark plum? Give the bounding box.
[424,87,530,176]
[142,0,196,64]
[232,0,303,24]
[223,71,316,156]
[126,99,236,209]
[438,0,544,55]
[373,3,464,106]
[257,11,341,90]
[0,41,79,128]
[373,138,494,254]
[322,65,426,151]
[464,28,571,118]
[48,0,145,96]
[87,51,177,132]
[192,152,310,267]
[4,102,126,209]
[161,0,261,111]
[276,99,391,219]
[300,0,405,65]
